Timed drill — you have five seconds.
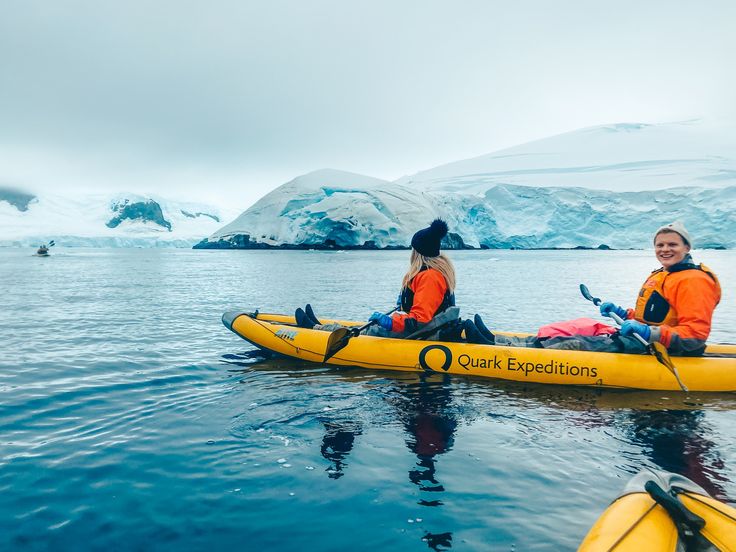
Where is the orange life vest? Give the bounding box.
[634,263,720,327]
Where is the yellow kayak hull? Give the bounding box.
[579,470,736,551]
[223,311,736,392]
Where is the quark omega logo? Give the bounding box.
[275,329,298,342]
[418,345,453,372]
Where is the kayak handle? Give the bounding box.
[645,480,705,540]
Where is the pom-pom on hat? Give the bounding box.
[411,219,449,258]
[654,221,692,248]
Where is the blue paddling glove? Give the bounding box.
[369,312,393,331]
[600,302,627,320]
[619,320,651,342]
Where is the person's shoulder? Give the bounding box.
[671,266,717,284]
[415,268,446,284]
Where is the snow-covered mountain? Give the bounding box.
[397,120,736,194]
[200,121,736,250]
[0,189,238,247]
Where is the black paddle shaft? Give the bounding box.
[349,307,400,336]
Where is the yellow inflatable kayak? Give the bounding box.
[579,469,736,551]
[222,311,736,392]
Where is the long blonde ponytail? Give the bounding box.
[401,249,456,292]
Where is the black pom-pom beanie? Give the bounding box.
[410,219,449,258]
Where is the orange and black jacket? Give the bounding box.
[391,268,454,334]
[625,256,721,355]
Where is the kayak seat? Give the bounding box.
[404,307,461,341]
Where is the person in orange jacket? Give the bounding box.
[373,218,456,336]
[295,219,457,338]
[598,221,721,356]
[472,221,721,356]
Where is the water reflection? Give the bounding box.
[620,409,729,500]
[319,421,362,479]
[387,374,457,500]
[226,353,735,547]
[493,381,735,500]
[422,531,453,550]
[387,373,457,550]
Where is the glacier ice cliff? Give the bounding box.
[200,121,736,250]
[198,171,736,250]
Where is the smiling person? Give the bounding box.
[598,221,721,356]
[471,221,723,356]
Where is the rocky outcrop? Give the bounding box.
[0,187,36,212]
[107,200,172,231]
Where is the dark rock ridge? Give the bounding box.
[193,232,616,251]
[0,187,36,211]
[107,200,171,231]
[194,234,419,250]
[181,210,220,222]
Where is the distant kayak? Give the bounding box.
[222,310,736,392]
[579,469,736,551]
[34,240,54,256]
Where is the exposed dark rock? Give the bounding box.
[442,232,470,250]
[107,200,171,231]
[181,210,220,222]
[194,232,477,250]
[0,187,36,212]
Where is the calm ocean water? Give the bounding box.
[1,247,735,551]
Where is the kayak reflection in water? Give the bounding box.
[295,219,462,341]
[470,222,721,357]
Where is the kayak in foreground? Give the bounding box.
[222,310,736,392]
[579,469,736,551]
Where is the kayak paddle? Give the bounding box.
[323,307,399,363]
[579,284,688,392]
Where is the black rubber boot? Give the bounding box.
[474,314,496,344]
[463,319,494,345]
[305,304,322,325]
[295,308,315,329]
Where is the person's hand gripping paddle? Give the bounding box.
[323,307,399,363]
[579,284,688,392]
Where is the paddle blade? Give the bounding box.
[323,327,352,363]
[579,284,601,306]
[650,341,688,392]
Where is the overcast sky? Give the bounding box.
[1,0,735,209]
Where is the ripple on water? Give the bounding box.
[1,248,735,550]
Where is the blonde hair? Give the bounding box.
[401,249,456,292]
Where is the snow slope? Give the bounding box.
[397,120,736,194]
